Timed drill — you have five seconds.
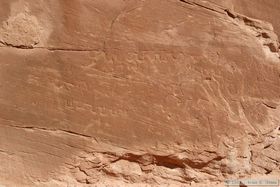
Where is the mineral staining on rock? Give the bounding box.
[0,0,279,186]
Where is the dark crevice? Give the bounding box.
[264,144,272,149]
[179,0,224,15]
[0,43,101,52]
[225,9,237,19]
[264,168,272,175]
[4,124,94,139]
[39,47,100,52]
[192,2,224,14]
[179,0,194,6]
[111,152,225,170]
[0,41,33,49]
[154,155,186,169]
[239,181,248,187]
[60,129,92,138]
[120,153,185,169]
[263,102,277,109]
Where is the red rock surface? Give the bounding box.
[0,0,279,186]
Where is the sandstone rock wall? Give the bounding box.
[0,0,279,186]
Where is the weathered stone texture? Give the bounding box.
[0,0,279,186]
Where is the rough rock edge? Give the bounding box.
[0,0,279,58]
[0,12,41,48]
[180,0,280,59]
[4,124,279,185]
[225,9,280,57]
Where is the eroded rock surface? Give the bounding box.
[0,0,279,186]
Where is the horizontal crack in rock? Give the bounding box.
[179,0,224,14]
[1,124,94,139]
[0,43,101,52]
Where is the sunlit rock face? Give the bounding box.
[0,0,279,186]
